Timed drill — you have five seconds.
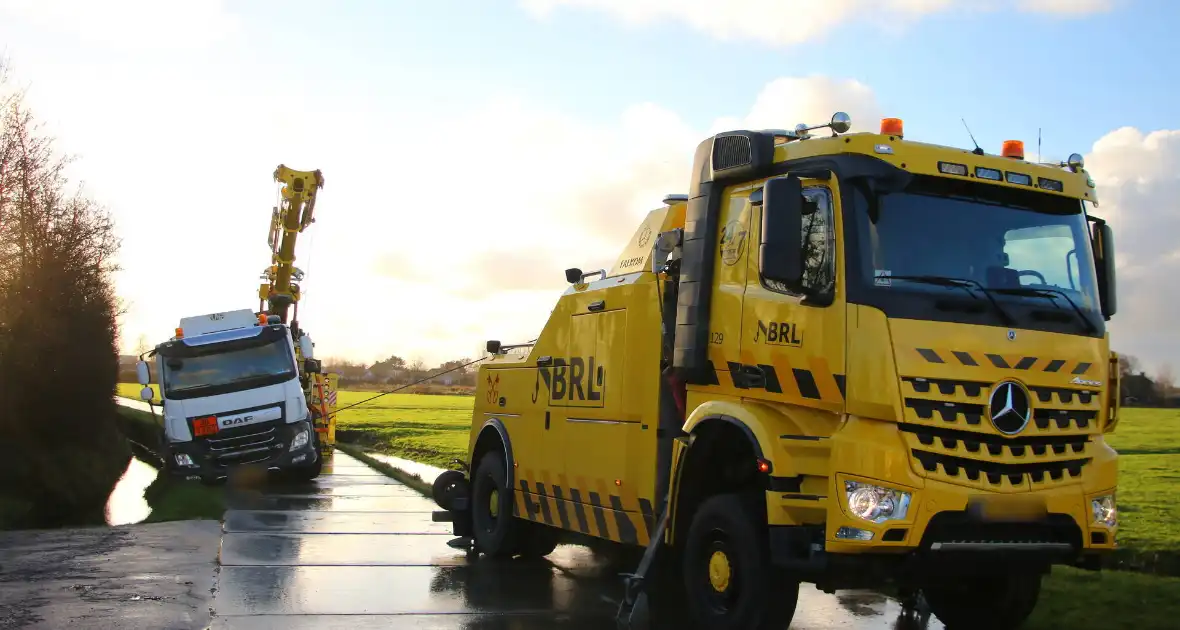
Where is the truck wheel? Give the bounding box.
[682,493,798,630]
[288,452,323,482]
[923,572,1041,630]
[471,451,519,558]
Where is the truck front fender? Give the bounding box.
[681,399,776,463]
[473,417,515,490]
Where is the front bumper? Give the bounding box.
[764,415,1118,584]
[166,420,317,481]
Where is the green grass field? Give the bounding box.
[332,391,473,468]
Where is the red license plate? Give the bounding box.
[193,416,219,437]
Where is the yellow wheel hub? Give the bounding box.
[489,489,500,518]
[708,550,731,593]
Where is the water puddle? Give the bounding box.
[104,457,158,526]
[363,451,445,484]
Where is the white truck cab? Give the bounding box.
[136,309,320,482]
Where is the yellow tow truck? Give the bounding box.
[431,113,1120,630]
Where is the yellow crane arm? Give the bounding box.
[260,165,324,323]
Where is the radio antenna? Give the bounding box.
[962,118,984,155]
[1038,127,1042,163]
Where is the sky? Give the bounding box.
[0,0,1177,375]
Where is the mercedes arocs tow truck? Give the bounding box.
[135,165,337,483]
[431,113,1121,629]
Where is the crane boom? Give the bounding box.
[261,165,324,323]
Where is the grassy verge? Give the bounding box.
[336,443,434,496]
[1102,407,1180,575]
[113,406,225,523]
[1027,566,1180,630]
[140,475,225,523]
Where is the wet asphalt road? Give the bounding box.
[211,452,946,629]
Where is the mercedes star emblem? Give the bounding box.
[1007,329,1017,341]
[988,380,1032,435]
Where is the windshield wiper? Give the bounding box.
[887,275,1016,326]
[990,287,1097,334]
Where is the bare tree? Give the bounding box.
[133,333,150,356]
[1118,354,1141,378]
[1155,363,1175,398]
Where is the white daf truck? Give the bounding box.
[135,308,322,483]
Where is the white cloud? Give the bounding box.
[1084,127,1180,375]
[519,0,1113,46]
[1018,0,1115,15]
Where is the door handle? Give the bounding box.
[588,300,605,312]
[741,365,766,388]
[537,356,553,366]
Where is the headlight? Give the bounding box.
[289,427,309,452]
[844,481,911,524]
[174,453,195,467]
[1091,494,1117,527]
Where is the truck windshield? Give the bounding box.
[854,175,1103,335]
[159,330,296,400]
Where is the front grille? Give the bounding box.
[203,420,281,466]
[900,376,1100,492]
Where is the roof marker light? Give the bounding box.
[976,166,1002,181]
[938,161,968,176]
[1038,177,1064,192]
[1006,171,1032,186]
[1002,140,1025,159]
[880,118,904,137]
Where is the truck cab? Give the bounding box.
[136,309,321,483]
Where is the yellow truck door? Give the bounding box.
[738,180,847,417]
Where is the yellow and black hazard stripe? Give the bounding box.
[701,359,846,402]
[915,348,1093,375]
[512,469,656,546]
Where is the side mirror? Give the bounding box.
[486,340,502,354]
[304,358,321,374]
[1093,221,1117,318]
[299,335,315,360]
[564,268,583,284]
[139,386,154,402]
[135,360,150,386]
[759,175,805,292]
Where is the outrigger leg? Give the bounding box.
[616,436,692,630]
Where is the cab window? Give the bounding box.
[763,187,835,297]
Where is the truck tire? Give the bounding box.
[470,451,519,558]
[286,431,323,482]
[288,452,323,482]
[682,493,798,630]
[923,572,1041,630]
